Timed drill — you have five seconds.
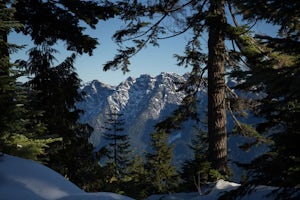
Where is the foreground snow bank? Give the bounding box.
[146,179,299,200]
[2,154,298,200]
[0,154,133,200]
[146,180,240,200]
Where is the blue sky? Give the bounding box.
[9,18,192,86]
[9,17,278,86]
[76,19,192,85]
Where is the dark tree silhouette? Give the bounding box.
[102,109,132,179]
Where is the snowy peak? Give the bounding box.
[77,80,115,122]
[78,72,186,122]
[82,80,115,94]
[77,72,188,149]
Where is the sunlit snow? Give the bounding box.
[0,154,133,200]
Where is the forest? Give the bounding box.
[0,0,299,199]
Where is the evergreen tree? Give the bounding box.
[219,1,300,199]
[2,0,117,190]
[102,110,132,180]
[0,1,16,140]
[0,0,52,160]
[145,128,179,194]
[21,43,101,189]
[233,0,300,190]
[206,0,228,174]
[100,110,147,197]
[122,155,148,199]
[102,0,264,175]
[0,82,58,161]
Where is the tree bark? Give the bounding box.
[207,0,227,174]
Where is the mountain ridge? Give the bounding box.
[77,72,190,152]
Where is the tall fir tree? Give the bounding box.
[206,0,228,174]
[102,109,132,180]
[0,0,53,160]
[3,0,117,190]
[21,43,101,190]
[102,0,267,175]
[103,0,229,173]
[0,1,16,140]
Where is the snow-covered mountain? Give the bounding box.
[77,72,264,181]
[77,72,196,157]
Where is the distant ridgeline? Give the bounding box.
[76,72,265,182]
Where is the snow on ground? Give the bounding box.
[146,179,295,200]
[1,154,298,200]
[146,180,240,200]
[0,154,133,200]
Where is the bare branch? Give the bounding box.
[193,173,202,195]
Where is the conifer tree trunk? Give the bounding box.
[207,0,227,173]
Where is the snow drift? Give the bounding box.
[0,154,133,200]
